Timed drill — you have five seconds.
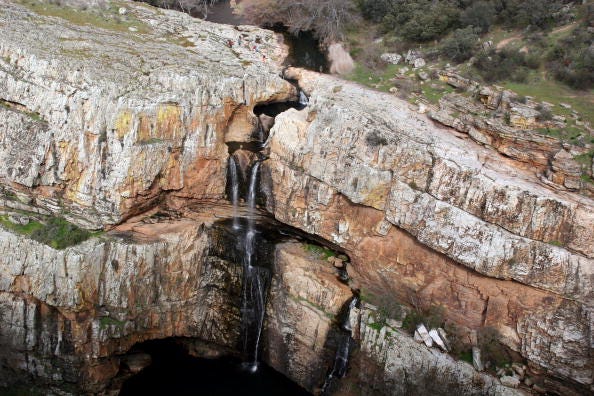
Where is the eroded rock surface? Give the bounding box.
[0,0,295,227]
[0,217,242,393]
[337,305,521,396]
[0,0,593,394]
[264,67,594,392]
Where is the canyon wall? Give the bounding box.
[0,0,294,227]
[0,0,592,395]
[263,68,593,393]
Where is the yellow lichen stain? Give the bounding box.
[160,151,182,190]
[115,110,133,140]
[510,116,537,130]
[61,145,78,182]
[361,183,389,210]
[62,148,88,204]
[156,103,183,140]
[439,75,449,83]
[136,113,153,143]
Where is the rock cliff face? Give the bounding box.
[0,215,242,392]
[0,216,521,395]
[0,0,294,227]
[264,68,593,392]
[0,1,593,395]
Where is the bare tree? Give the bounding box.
[138,0,220,18]
[240,0,357,44]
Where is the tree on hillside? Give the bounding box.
[139,0,220,18]
[460,1,495,33]
[240,0,357,44]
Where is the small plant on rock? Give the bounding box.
[365,130,388,147]
[478,326,512,367]
[402,305,446,333]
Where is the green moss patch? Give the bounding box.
[0,214,100,249]
[16,0,151,34]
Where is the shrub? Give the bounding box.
[444,322,470,358]
[357,0,393,23]
[474,49,533,83]
[460,1,495,33]
[380,0,461,42]
[392,78,422,98]
[478,326,511,366]
[240,0,358,43]
[141,0,221,17]
[30,217,92,249]
[402,305,446,333]
[440,26,479,63]
[546,25,594,90]
[536,105,553,121]
[497,0,566,30]
[365,130,388,147]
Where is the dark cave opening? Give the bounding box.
[119,338,311,396]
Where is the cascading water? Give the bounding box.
[321,296,359,394]
[228,155,240,230]
[298,90,309,107]
[234,160,270,373]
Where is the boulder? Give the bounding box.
[512,363,525,379]
[437,328,450,350]
[472,347,484,371]
[122,353,152,374]
[500,375,521,388]
[429,329,448,351]
[413,58,426,68]
[416,324,433,347]
[417,71,430,81]
[405,49,422,64]
[259,114,275,134]
[380,53,402,65]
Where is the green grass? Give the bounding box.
[368,322,384,331]
[574,151,594,166]
[581,174,594,184]
[138,137,164,145]
[346,63,407,93]
[304,243,336,260]
[458,350,473,364]
[0,215,44,235]
[0,214,100,249]
[99,316,126,330]
[0,99,46,123]
[16,0,151,34]
[504,78,594,125]
[422,82,455,104]
[290,295,334,319]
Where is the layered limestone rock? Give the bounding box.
[264,242,353,391]
[263,67,594,392]
[0,217,518,395]
[337,306,520,396]
[0,0,295,227]
[1,0,593,394]
[0,216,243,392]
[428,91,593,196]
[264,242,521,395]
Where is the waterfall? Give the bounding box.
[298,90,309,107]
[244,161,259,266]
[239,160,269,373]
[228,156,240,230]
[321,296,359,394]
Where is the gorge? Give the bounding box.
[0,1,592,395]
